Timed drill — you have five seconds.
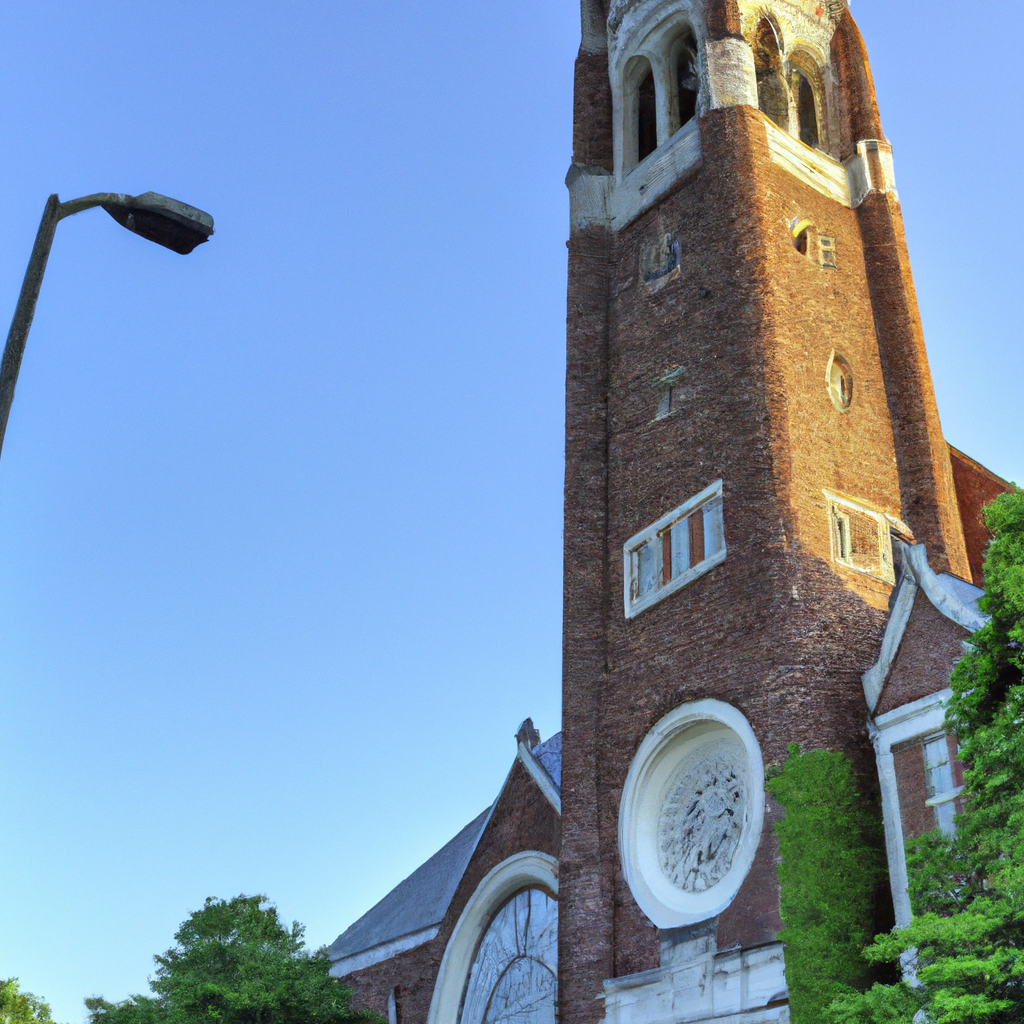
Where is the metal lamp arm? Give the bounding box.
[0,191,141,459]
[56,193,126,219]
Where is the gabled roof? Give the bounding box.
[862,540,985,715]
[328,728,562,977]
[328,809,489,976]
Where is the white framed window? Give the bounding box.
[624,480,726,618]
[825,491,896,584]
[923,732,963,835]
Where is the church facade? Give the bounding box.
[327,2,1012,1022]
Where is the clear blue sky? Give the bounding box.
[0,2,1019,1020]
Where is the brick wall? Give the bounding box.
[949,445,1014,587]
[559,7,970,1011]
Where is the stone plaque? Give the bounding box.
[657,738,748,893]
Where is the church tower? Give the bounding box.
[560,1,970,1021]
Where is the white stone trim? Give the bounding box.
[566,118,702,235]
[330,924,441,977]
[601,942,788,1024]
[845,139,898,208]
[705,36,758,110]
[426,851,559,1024]
[870,689,951,928]
[862,541,985,713]
[614,118,702,230]
[862,572,919,713]
[902,542,987,633]
[517,741,561,814]
[764,117,851,207]
[619,699,765,928]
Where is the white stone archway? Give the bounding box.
[426,851,558,1024]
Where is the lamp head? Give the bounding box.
[102,192,214,254]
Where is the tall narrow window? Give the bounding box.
[754,19,788,131]
[625,481,726,617]
[674,31,699,132]
[638,68,657,163]
[923,734,962,835]
[795,71,819,148]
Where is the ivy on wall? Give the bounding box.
[766,745,887,1024]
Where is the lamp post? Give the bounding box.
[0,191,214,463]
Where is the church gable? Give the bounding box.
[336,728,561,1022]
[873,590,969,718]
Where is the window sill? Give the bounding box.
[925,786,964,808]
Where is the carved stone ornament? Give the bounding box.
[657,738,748,892]
[618,699,765,928]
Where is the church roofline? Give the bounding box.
[862,539,985,714]
[328,724,562,977]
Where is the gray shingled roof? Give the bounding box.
[532,732,562,789]
[329,733,562,971]
[328,808,490,965]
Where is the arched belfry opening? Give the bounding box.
[671,29,699,134]
[637,62,657,163]
[753,18,788,131]
[794,70,819,148]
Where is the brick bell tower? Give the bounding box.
[560,0,970,1021]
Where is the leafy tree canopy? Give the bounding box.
[1,979,59,1024]
[87,895,378,1024]
[827,488,1024,1024]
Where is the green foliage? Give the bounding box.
[825,983,920,1023]
[0,979,59,1024]
[825,488,1024,1024]
[766,745,886,1023]
[86,895,379,1024]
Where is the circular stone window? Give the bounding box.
[618,700,765,928]
[826,351,853,411]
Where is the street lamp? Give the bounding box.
[0,191,214,463]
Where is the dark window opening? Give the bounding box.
[638,69,657,162]
[754,19,789,131]
[796,72,819,148]
[675,32,699,130]
[794,229,809,255]
[819,235,837,269]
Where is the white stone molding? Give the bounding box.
[862,540,987,713]
[517,740,561,814]
[870,689,951,928]
[330,924,441,978]
[902,541,987,633]
[764,117,851,207]
[845,139,898,207]
[426,851,559,1024]
[862,572,919,714]
[601,942,789,1024]
[619,699,765,928]
[567,118,702,234]
[705,37,758,110]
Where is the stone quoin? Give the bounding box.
[326,3,1013,1023]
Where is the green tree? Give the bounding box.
[765,745,887,1023]
[0,979,59,1024]
[87,895,378,1024]
[827,487,1024,1024]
